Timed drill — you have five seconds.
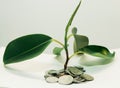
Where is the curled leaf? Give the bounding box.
[79,45,115,59]
[3,34,52,64]
[73,34,89,52]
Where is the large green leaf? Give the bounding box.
[3,34,52,64]
[73,34,89,52]
[80,45,115,59]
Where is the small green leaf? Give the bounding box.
[64,0,82,49]
[73,34,89,52]
[80,45,115,59]
[72,27,77,35]
[65,0,82,34]
[53,47,63,55]
[3,34,52,64]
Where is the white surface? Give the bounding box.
[0,0,120,50]
[0,47,120,88]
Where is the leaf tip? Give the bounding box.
[112,51,115,57]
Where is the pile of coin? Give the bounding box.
[44,66,94,85]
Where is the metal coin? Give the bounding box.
[45,76,58,83]
[47,70,58,76]
[73,76,86,83]
[75,66,86,72]
[81,74,94,81]
[58,75,73,85]
[68,67,83,75]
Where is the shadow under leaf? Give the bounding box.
[79,54,114,66]
[54,55,65,65]
[4,65,43,80]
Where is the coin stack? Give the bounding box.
[44,66,94,85]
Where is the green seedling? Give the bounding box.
[3,0,115,71]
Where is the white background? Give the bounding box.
[0,0,120,53]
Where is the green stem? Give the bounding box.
[52,39,64,47]
[52,38,69,70]
[64,48,69,71]
[64,1,82,71]
[64,0,82,49]
[67,34,73,40]
[69,51,84,59]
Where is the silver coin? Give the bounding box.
[58,75,73,85]
[45,76,58,83]
[75,66,83,69]
[75,66,85,72]
[81,74,94,81]
[44,74,51,79]
[47,70,58,76]
[73,76,86,83]
[58,69,64,73]
[67,67,83,75]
